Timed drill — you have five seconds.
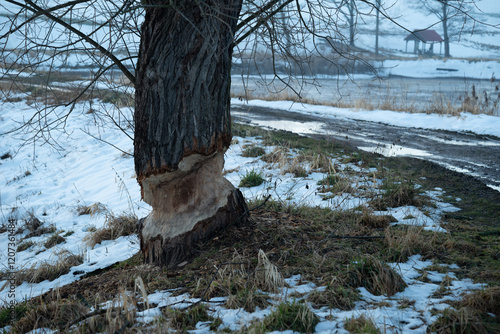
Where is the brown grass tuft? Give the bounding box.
[255,249,284,293]
[164,303,222,332]
[284,156,309,177]
[370,179,425,210]
[359,210,394,229]
[344,314,381,333]
[44,233,65,248]
[15,296,89,333]
[309,152,334,172]
[430,307,489,334]
[307,284,359,310]
[350,256,407,297]
[242,145,266,157]
[460,287,500,317]
[84,212,137,249]
[76,202,108,216]
[384,225,444,262]
[2,250,84,286]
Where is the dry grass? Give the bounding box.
[164,303,221,332]
[2,250,83,286]
[255,249,284,293]
[317,172,354,195]
[370,176,433,211]
[0,75,134,109]
[232,89,319,106]
[359,209,395,229]
[191,250,279,312]
[460,287,500,317]
[72,287,138,333]
[17,240,35,252]
[242,145,266,157]
[84,212,137,249]
[14,294,89,333]
[23,214,42,232]
[430,307,489,334]
[261,146,290,172]
[350,256,407,297]
[384,225,444,262]
[308,152,334,172]
[244,301,319,334]
[77,202,108,216]
[284,156,309,177]
[307,284,359,310]
[225,288,271,313]
[233,82,499,116]
[344,314,381,334]
[44,233,65,248]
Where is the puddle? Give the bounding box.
[359,144,432,157]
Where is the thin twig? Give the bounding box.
[249,195,272,211]
[328,235,384,240]
[65,308,108,329]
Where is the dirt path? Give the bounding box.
[231,104,500,192]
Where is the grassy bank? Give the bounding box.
[2,123,499,333]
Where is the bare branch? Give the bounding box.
[6,0,136,84]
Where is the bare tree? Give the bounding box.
[375,0,381,54]
[133,1,249,267]
[420,0,470,57]
[329,0,357,48]
[0,0,490,268]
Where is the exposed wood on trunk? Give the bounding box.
[139,186,248,268]
[137,152,248,268]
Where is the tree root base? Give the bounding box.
[138,188,248,268]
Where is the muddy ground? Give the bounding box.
[231,103,500,191]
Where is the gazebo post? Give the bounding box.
[405,30,444,56]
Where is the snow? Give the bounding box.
[0,1,498,330]
[231,98,500,138]
[0,100,148,303]
[129,256,484,334]
[0,91,490,332]
[379,59,500,80]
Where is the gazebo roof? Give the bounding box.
[404,30,444,42]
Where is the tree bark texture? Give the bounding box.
[348,0,355,47]
[442,0,450,57]
[134,0,248,268]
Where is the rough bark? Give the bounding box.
[442,1,450,57]
[134,0,248,268]
[375,0,380,54]
[348,0,355,47]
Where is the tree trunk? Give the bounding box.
[375,0,380,55]
[442,0,450,57]
[134,0,248,268]
[348,0,355,47]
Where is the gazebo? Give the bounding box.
[404,30,444,55]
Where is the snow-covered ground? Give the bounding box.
[142,255,483,334]
[231,98,500,138]
[352,0,500,59]
[378,58,499,80]
[0,1,498,332]
[0,95,491,333]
